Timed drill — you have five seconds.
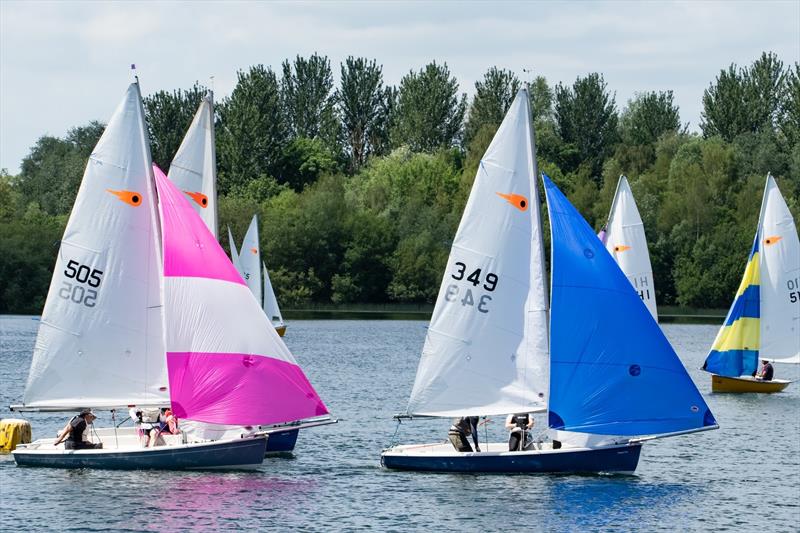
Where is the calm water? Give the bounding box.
[1,316,798,532]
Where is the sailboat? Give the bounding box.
[228,215,287,337]
[167,90,218,239]
[599,175,658,320]
[703,174,799,393]
[263,262,286,336]
[381,89,717,474]
[11,82,329,469]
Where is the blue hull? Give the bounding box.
[265,428,299,454]
[13,437,267,470]
[381,444,642,474]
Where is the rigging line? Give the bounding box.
[389,418,402,448]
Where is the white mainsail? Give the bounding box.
[227,226,241,268]
[235,215,263,305]
[22,83,168,409]
[759,174,800,364]
[263,262,284,326]
[603,176,658,321]
[167,91,218,239]
[406,89,549,417]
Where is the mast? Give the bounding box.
[207,90,219,240]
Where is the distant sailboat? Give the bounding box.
[600,175,658,321]
[263,262,286,336]
[167,91,218,239]
[703,174,799,393]
[228,215,287,337]
[11,83,329,469]
[381,89,716,474]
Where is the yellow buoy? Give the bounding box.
[0,418,32,452]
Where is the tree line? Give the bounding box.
[1,51,798,314]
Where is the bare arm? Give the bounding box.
[53,421,72,446]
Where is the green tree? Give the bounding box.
[554,73,619,178]
[276,137,338,191]
[781,62,800,146]
[337,57,389,173]
[16,122,105,216]
[281,53,340,150]
[143,83,206,169]
[216,65,286,194]
[391,62,467,152]
[702,52,786,141]
[464,67,520,146]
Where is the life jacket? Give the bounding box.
[67,416,87,444]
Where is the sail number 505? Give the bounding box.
[59,259,103,308]
[445,262,498,313]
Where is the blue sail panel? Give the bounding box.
[702,235,760,377]
[542,174,716,436]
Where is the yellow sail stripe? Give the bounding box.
[711,317,760,352]
[735,251,759,298]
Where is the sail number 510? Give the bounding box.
[59,259,103,308]
[445,262,497,313]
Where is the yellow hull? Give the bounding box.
[711,375,792,393]
[275,325,286,337]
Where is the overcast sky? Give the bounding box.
[1,0,798,173]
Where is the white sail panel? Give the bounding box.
[604,176,658,320]
[759,175,800,363]
[406,89,549,417]
[238,215,263,306]
[263,263,284,326]
[167,92,218,239]
[22,83,167,409]
[227,226,241,268]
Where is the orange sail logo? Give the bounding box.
[764,235,782,246]
[613,244,631,253]
[496,192,529,212]
[184,191,209,208]
[106,189,142,207]
[250,247,258,255]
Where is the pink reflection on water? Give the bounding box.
[151,473,318,529]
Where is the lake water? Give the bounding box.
[1,316,798,531]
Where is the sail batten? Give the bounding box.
[544,174,714,436]
[406,89,549,417]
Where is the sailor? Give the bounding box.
[757,359,774,381]
[505,413,534,451]
[53,409,103,449]
[148,408,180,447]
[448,416,480,452]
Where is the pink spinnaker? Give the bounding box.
[154,165,328,425]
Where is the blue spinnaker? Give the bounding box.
[543,174,716,436]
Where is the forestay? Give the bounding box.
[154,166,328,426]
[406,89,549,417]
[263,263,284,325]
[22,83,168,410]
[759,175,800,364]
[603,176,658,320]
[167,91,218,239]
[543,174,716,436]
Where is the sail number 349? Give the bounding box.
[59,259,103,308]
[445,262,498,313]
